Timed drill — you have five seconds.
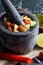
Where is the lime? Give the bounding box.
[35,14,43,29]
[36,33,43,48]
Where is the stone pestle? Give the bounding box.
[1,0,25,26]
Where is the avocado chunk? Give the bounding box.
[14,24,18,32]
[30,21,36,27]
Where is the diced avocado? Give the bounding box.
[25,24,30,30]
[22,16,27,19]
[14,24,18,29]
[26,18,32,21]
[21,15,24,18]
[19,24,30,32]
[30,21,36,27]
[21,28,27,32]
[14,24,18,32]
[22,16,32,21]
[14,29,18,32]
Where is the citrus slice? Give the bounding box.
[36,33,43,48]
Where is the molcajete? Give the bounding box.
[0,9,39,54]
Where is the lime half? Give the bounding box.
[37,33,43,48]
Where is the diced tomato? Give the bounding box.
[39,51,43,59]
[10,24,14,29]
[23,19,30,24]
[7,27,12,32]
[17,25,24,32]
[6,21,11,27]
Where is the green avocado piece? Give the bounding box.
[30,21,36,27]
[22,24,30,32]
[14,24,18,32]
[26,24,30,30]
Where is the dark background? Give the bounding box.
[0,0,43,65]
[0,0,43,14]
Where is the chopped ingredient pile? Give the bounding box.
[3,15,36,32]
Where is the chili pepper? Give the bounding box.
[0,52,32,64]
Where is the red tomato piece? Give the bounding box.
[6,21,11,27]
[39,51,43,59]
[7,27,12,32]
[17,25,24,32]
[23,19,30,24]
[10,24,14,29]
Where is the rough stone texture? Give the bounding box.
[0,10,39,54]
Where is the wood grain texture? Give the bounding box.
[0,45,43,65]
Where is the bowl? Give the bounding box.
[0,9,39,54]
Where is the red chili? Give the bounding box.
[0,52,33,64]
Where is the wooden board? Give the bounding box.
[0,45,43,65]
[22,45,43,58]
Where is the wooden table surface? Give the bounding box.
[0,45,43,65]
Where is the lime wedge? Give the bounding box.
[37,33,43,48]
